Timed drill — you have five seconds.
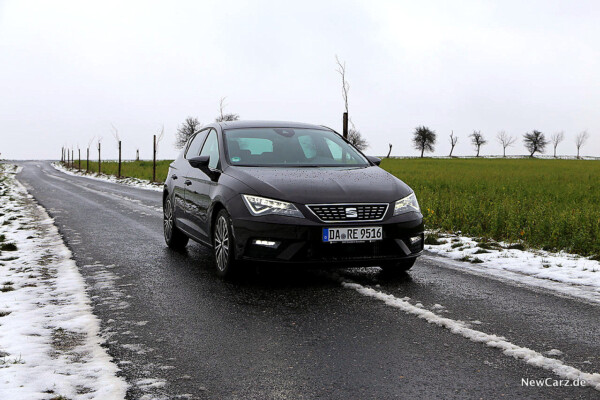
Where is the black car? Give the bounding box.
[163,121,424,277]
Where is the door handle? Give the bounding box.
[184,180,192,186]
[172,174,178,180]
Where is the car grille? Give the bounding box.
[307,204,388,222]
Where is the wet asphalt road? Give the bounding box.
[15,161,600,399]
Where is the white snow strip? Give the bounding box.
[0,164,128,399]
[52,161,163,192]
[425,233,600,303]
[136,378,167,389]
[341,281,600,391]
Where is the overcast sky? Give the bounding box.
[1,0,599,160]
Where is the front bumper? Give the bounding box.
[231,213,424,267]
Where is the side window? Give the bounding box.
[185,130,209,159]
[200,130,220,169]
[324,138,357,164]
[325,138,343,161]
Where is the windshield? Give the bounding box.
[223,128,369,167]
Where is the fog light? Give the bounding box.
[253,239,280,248]
[410,235,422,244]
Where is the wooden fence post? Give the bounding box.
[86,148,89,173]
[343,112,348,139]
[98,142,101,174]
[153,134,157,182]
[78,149,81,171]
[71,149,74,169]
[118,140,122,178]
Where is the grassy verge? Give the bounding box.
[67,160,172,183]
[381,158,600,258]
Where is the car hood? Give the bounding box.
[226,166,412,204]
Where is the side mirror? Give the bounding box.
[188,155,210,169]
[366,155,381,166]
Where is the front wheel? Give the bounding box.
[164,196,189,250]
[213,209,238,278]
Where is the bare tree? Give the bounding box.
[386,144,392,158]
[496,131,516,157]
[575,131,589,159]
[347,120,368,151]
[347,129,368,151]
[412,126,436,158]
[523,130,549,157]
[335,55,349,114]
[86,136,94,172]
[111,124,122,177]
[449,131,458,157]
[335,55,351,138]
[175,117,202,149]
[215,97,240,122]
[155,125,165,154]
[550,131,564,158]
[111,123,120,143]
[470,130,487,157]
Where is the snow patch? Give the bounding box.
[426,233,600,300]
[0,164,128,399]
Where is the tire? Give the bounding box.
[164,196,189,250]
[380,258,416,274]
[213,209,238,278]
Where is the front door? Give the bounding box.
[184,129,221,242]
[176,128,209,234]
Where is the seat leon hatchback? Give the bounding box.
[163,121,424,277]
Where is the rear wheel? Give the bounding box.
[164,196,189,250]
[213,209,238,278]
[380,258,416,274]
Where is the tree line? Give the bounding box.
[411,127,591,159]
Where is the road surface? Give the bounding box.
[16,161,600,399]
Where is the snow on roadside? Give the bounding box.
[52,162,163,192]
[425,233,600,291]
[0,164,127,399]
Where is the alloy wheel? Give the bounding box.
[164,199,173,241]
[214,216,230,271]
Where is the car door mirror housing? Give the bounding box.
[366,156,381,166]
[188,155,210,169]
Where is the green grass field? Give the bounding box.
[381,158,600,258]
[63,158,600,257]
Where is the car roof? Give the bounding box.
[217,120,332,131]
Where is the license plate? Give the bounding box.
[322,226,383,243]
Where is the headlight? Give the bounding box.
[393,193,420,215]
[242,194,304,218]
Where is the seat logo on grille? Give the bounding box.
[345,207,358,218]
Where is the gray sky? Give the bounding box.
[1,0,599,160]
